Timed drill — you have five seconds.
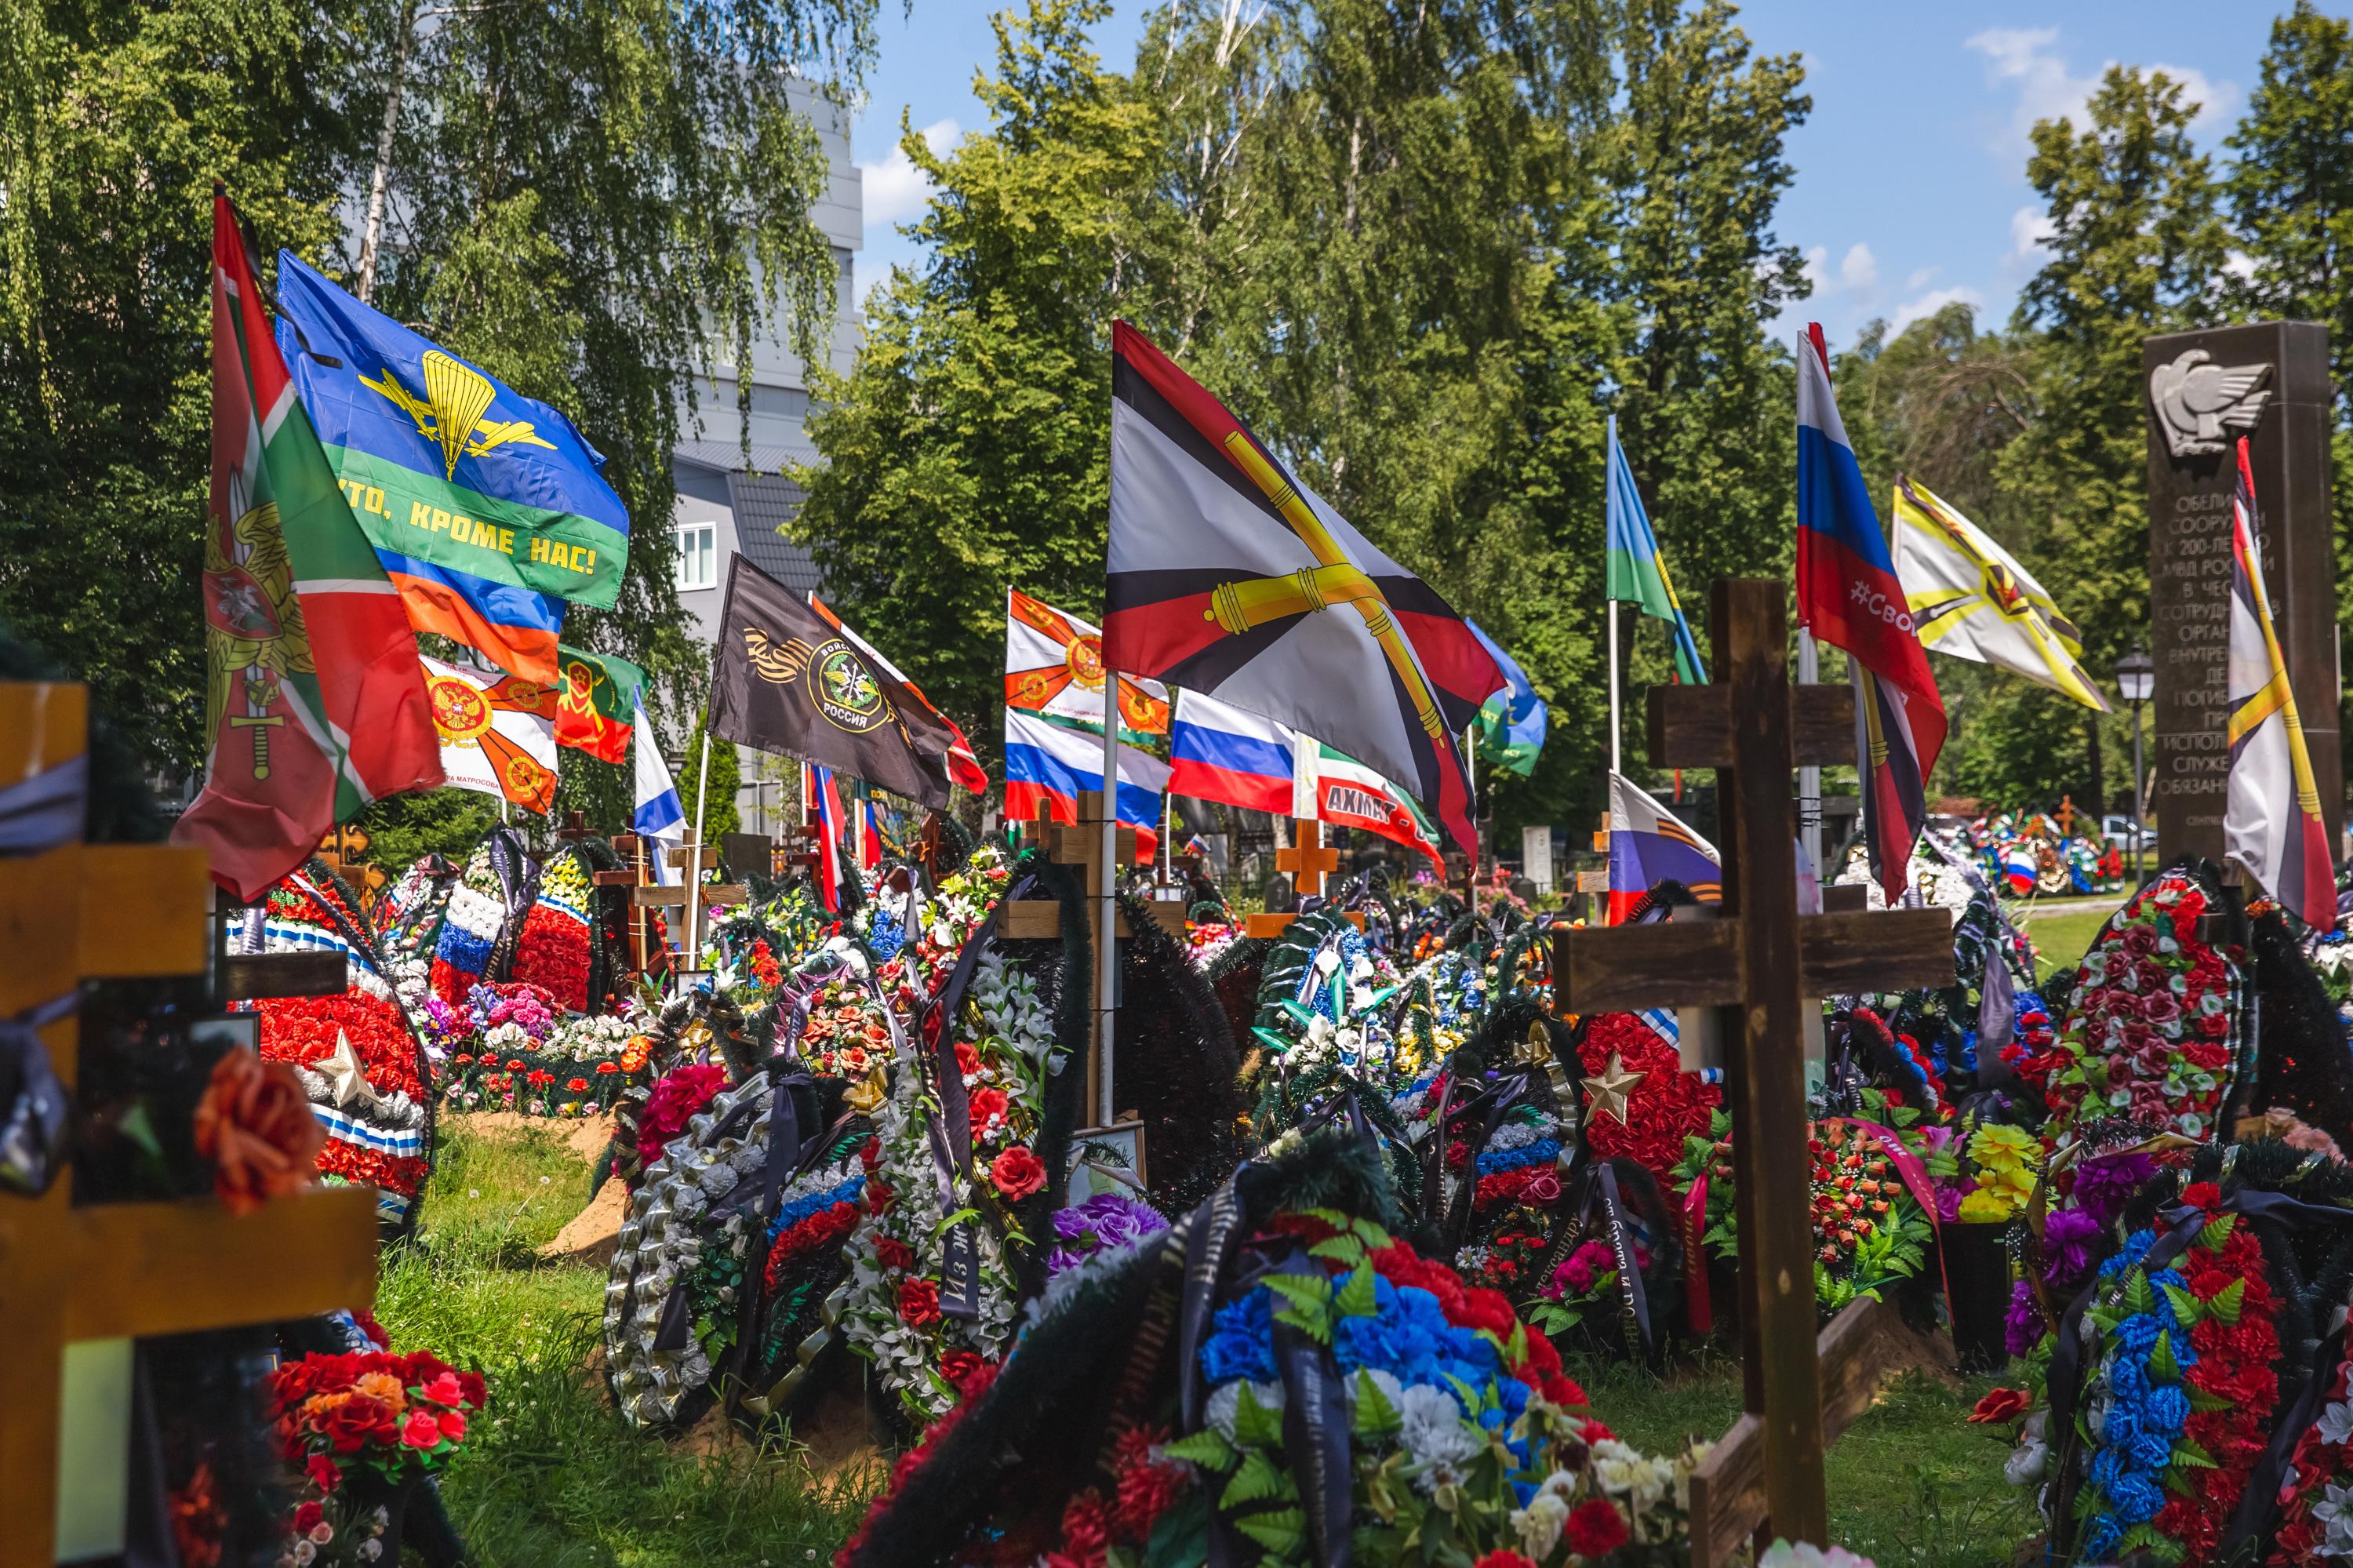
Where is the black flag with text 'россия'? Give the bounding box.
[1100,321,1503,858]
[705,555,951,808]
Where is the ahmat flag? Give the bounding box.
[809,593,987,794]
[176,194,442,900]
[631,694,684,886]
[1101,321,1504,858]
[1003,707,1171,859]
[1468,620,1546,777]
[2224,438,2334,927]
[554,644,644,763]
[705,556,951,808]
[1607,771,1722,922]
[1605,415,1707,683]
[1891,476,2108,711]
[1295,740,1441,871]
[1169,688,1294,815]
[275,253,629,684]
[1006,588,1169,740]
[420,656,558,814]
[1796,324,1945,902]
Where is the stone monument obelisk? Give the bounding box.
[2144,320,2340,867]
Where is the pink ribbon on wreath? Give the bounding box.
[1822,1115,1951,1309]
[1682,1169,1712,1335]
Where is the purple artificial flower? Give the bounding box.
[2004,1277,2044,1359]
[2071,1153,2158,1228]
[2042,1207,2102,1292]
[1934,1180,1967,1224]
[1044,1193,1169,1278]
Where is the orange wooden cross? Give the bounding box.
[2055,793,2075,836]
[1246,820,1362,939]
[0,683,379,1567]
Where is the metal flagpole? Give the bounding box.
[1797,628,1823,875]
[1097,675,1119,1127]
[686,729,711,971]
[1606,599,1622,778]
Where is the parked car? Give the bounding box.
[2100,813,2156,850]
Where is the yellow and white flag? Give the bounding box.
[420,655,559,814]
[1891,476,2109,711]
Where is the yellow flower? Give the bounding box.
[1968,1122,2039,1174]
[1958,1186,2020,1223]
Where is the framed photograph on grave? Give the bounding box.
[1065,1120,1147,1204]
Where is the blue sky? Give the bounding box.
[846,2,2312,353]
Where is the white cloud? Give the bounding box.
[1839,243,1878,293]
[1801,242,1879,301]
[1890,286,1986,334]
[1906,266,1939,291]
[2007,204,2055,270]
[858,117,960,230]
[1966,27,2236,154]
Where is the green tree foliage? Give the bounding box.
[793,0,1813,844]
[1992,66,2224,808]
[790,0,1158,756]
[0,0,360,773]
[0,0,871,859]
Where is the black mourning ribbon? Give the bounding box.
[0,996,76,1198]
[910,872,1038,1319]
[1566,1155,1652,1358]
[1267,1247,1352,1568]
[1439,1068,1534,1250]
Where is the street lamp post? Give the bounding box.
[2116,648,2155,884]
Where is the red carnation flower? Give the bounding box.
[1472,1552,1537,1568]
[877,1236,916,1271]
[954,1040,980,1078]
[1563,1499,1629,1557]
[967,1086,1009,1130]
[2182,1181,2222,1213]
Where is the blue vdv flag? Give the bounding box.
[1605,416,1707,685]
[1467,620,1546,777]
[274,253,630,682]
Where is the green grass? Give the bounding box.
[2016,894,2125,987]
[390,1121,2032,1565]
[1573,1351,2033,1567]
[376,1119,878,1568]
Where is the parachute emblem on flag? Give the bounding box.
[360,350,556,478]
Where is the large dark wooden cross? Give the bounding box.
[1551,580,1954,1562]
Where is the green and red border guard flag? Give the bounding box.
[174,192,442,900]
[1100,322,1503,857]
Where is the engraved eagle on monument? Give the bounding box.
[2148,348,2273,457]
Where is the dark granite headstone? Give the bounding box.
[2144,321,2340,867]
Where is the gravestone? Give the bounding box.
[2145,320,2340,864]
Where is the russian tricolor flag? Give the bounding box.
[1004,708,1171,857]
[1797,324,1944,902]
[809,762,847,911]
[1168,689,1295,815]
[1607,770,1722,922]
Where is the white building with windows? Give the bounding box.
[670,80,860,639]
[667,82,862,839]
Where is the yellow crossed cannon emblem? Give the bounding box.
[1202,435,1446,741]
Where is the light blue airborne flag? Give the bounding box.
[274,254,629,684]
[1467,620,1546,777]
[1605,416,1707,684]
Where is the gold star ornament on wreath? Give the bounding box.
[1580,1051,1646,1125]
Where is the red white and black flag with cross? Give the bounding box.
[1100,321,1504,859]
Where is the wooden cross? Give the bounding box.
[1550,581,1954,1563]
[0,683,379,1566]
[2055,793,2075,837]
[1246,820,1361,938]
